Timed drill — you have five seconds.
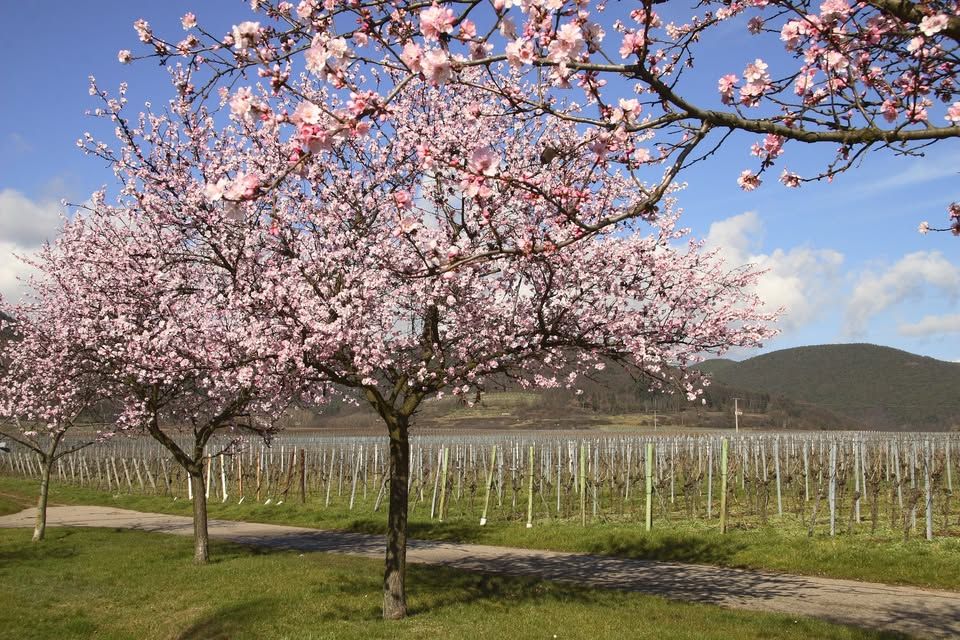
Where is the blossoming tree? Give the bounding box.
[79,68,777,616]
[32,197,302,563]
[0,292,115,543]
[123,0,959,232]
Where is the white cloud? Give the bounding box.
[0,189,64,302]
[850,153,960,195]
[845,251,960,336]
[706,211,844,332]
[898,313,960,337]
[0,188,63,247]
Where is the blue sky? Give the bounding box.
[1,2,958,360]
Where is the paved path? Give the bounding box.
[2,506,958,639]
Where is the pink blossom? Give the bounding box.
[203,177,230,202]
[824,51,848,72]
[879,99,898,123]
[906,103,928,122]
[297,123,333,152]
[400,42,423,72]
[306,37,332,72]
[420,4,456,41]
[918,221,930,234]
[505,39,534,67]
[224,173,261,201]
[296,0,316,19]
[133,18,152,43]
[740,81,768,107]
[181,12,197,30]
[548,23,585,62]
[751,134,784,159]
[737,170,762,191]
[467,147,501,176]
[919,14,949,37]
[326,37,349,60]
[420,49,452,84]
[794,71,816,96]
[347,91,375,116]
[230,87,255,120]
[231,21,260,50]
[396,216,421,235]
[393,191,413,209]
[819,0,851,20]
[461,175,492,198]
[291,101,322,126]
[743,59,769,83]
[946,102,960,124]
[305,35,349,75]
[556,23,585,50]
[779,170,801,188]
[619,31,645,59]
[780,20,807,49]
[118,50,132,64]
[718,74,738,104]
[619,98,641,119]
[460,19,477,39]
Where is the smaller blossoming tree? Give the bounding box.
[0,291,116,542]
[31,202,302,563]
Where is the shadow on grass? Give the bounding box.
[584,531,749,566]
[176,598,282,640]
[404,565,616,616]
[0,528,82,564]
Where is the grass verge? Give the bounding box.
[2,475,958,591]
[0,527,907,640]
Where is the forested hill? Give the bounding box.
[698,344,960,430]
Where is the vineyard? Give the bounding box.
[4,431,958,540]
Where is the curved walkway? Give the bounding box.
[2,506,958,639]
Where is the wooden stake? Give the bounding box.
[299,448,307,504]
[220,453,228,503]
[720,438,729,534]
[580,442,587,526]
[526,445,535,528]
[438,446,450,521]
[645,441,654,532]
[480,445,496,526]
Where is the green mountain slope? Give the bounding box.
[701,344,960,430]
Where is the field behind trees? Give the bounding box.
[6,430,957,544]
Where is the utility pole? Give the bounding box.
[733,398,742,434]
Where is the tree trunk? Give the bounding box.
[383,418,410,620]
[33,455,54,543]
[190,468,210,564]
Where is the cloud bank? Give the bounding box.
[0,188,64,302]
[706,211,844,333]
[845,251,960,336]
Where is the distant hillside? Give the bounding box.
[291,352,860,432]
[699,344,960,430]
[695,358,737,376]
[0,311,15,341]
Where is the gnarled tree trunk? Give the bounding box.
[189,467,209,564]
[383,417,410,620]
[33,454,54,543]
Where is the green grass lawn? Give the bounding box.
[0,527,906,640]
[2,475,959,591]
